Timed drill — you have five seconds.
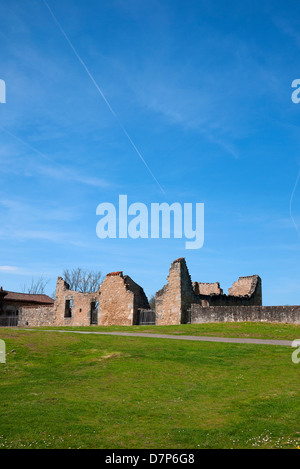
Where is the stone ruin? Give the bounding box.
[21,271,150,327]
[155,258,197,325]
[155,258,262,325]
[17,257,300,327]
[98,271,149,326]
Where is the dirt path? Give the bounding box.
[29,329,294,347]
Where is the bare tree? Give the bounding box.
[62,268,103,293]
[149,294,156,310]
[22,277,50,295]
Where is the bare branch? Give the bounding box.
[22,277,50,295]
[62,268,103,293]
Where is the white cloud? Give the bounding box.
[0,266,20,273]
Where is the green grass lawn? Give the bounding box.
[0,324,300,449]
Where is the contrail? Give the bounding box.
[290,167,300,239]
[42,0,166,195]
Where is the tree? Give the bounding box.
[22,277,50,295]
[62,268,103,293]
[149,294,156,310]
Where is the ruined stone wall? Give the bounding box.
[180,259,200,323]
[99,272,149,326]
[17,272,150,328]
[156,259,181,325]
[190,304,300,324]
[193,282,223,296]
[123,275,150,323]
[228,275,262,305]
[12,259,287,328]
[53,277,99,326]
[199,292,261,307]
[156,258,199,325]
[18,306,55,327]
[193,276,262,307]
[229,276,257,296]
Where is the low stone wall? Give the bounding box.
[19,306,55,327]
[190,305,300,324]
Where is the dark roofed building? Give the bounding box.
[0,287,54,326]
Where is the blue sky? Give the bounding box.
[0,0,300,305]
